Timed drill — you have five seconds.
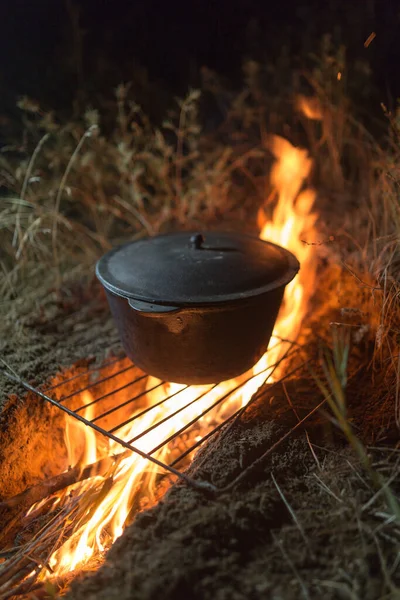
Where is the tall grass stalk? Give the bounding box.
[311,327,400,522]
[52,124,99,277]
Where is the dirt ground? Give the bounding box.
[0,275,123,500]
[0,276,399,600]
[66,389,400,600]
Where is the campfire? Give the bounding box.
[0,130,320,595]
[1,72,400,599]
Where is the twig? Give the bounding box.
[341,261,382,291]
[13,133,50,249]
[52,125,98,278]
[282,381,322,470]
[313,473,344,504]
[272,533,311,600]
[221,392,328,492]
[0,451,130,512]
[271,472,311,551]
[0,501,80,594]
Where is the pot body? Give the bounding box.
[105,286,285,385]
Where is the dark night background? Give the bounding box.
[0,0,399,119]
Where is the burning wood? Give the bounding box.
[0,451,130,513]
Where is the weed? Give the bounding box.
[311,326,400,522]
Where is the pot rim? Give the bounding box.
[96,235,300,308]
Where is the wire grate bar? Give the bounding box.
[148,346,302,456]
[90,380,166,424]
[108,384,190,434]
[74,373,148,413]
[125,343,300,449]
[169,360,308,467]
[126,383,220,445]
[44,354,125,393]
[0,334,306,495]
[55,337,288,402]
[170,405,243,467]
[148,389,238,456]
[58,364,137,402]
[1,369,216,493]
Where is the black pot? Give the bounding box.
[96,231,299,385]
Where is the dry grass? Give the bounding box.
[0,85,264,301]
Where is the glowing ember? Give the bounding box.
[296,96,323,121]
[29,133,317,579]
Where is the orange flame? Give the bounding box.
[31,133,317,579]
[65,393,97,469]
[260,136,317,352]
[296,96,323,121]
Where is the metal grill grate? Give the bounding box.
[1,337,307,493]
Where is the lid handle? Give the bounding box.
[128,298,180,314]
[189,233,204,250]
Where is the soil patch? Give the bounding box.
[0,275,122,500]
[67,389,400,600]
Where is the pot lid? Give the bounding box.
[96,231,300,306]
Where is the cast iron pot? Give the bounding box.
[96,231,299,385]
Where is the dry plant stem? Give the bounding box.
[2,474,152,599]
[176,104,186,220]
[312,332,400,522]
[0,572,39,600]
[113,195,154,235]
[395,352,400,430]
[0,501,81,598]
[273,533,311,600]
[282,381,322,469]
[52,125,98,280]
[15,216,47,261]
[271,472,311,551]
[13,133,50,249]
[0,451,130,512]
[0,482,116,599]
[341,261,383,291]
[221,391,328,493]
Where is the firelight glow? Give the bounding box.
[29,133,317,578]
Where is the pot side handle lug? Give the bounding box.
[128,298,180,314]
